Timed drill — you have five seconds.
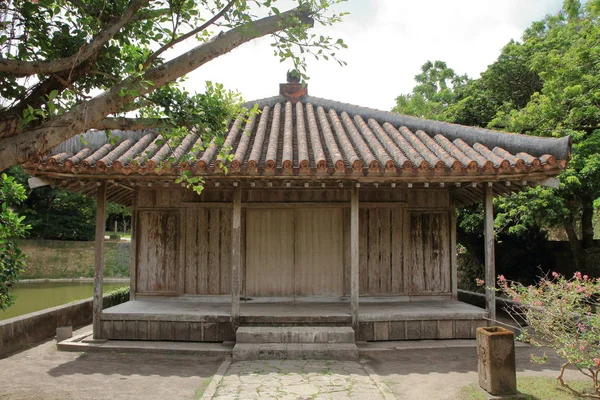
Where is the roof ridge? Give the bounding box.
[243,94,571,160]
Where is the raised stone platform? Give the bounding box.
[233,326,359,361]
[99,298,488,342]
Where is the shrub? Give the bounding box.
[499,272,600,398]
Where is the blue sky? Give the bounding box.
[183,0,565,111]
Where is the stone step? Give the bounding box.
[236,326,355,344]
[233,343,359,361]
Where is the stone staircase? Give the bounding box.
[233,326,359,361]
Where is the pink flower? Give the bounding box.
[552,271,560,278]
[578,286,585,293]
[579,345,585,351]
[583,275,589,281]
[534,301,543,306]
[499,275,506,282]
[574,272,582,280]
[475,278,485,287]
[594,358,600,367]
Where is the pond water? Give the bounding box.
[0,281,127,321]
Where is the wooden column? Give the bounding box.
[93,182,107,339]
[450,201,458,300]
[484,183,496,322]
[128,191,137,301]
[350,186,359,333]
[231,185,242,328]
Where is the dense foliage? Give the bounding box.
[0,0,348,172]
[0,173,29,310]
[394,0,600,274]
[499,272,600,398]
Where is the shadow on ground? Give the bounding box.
[48,351,223,378]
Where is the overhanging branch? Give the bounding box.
[0,5,315,171]
[93,117,176,131]
[0,0,149,76]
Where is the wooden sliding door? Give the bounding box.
[245,208,344,297]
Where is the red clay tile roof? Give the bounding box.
[26,95,570,179]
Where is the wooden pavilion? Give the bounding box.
[24,80,571,342]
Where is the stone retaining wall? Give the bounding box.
[0,290,128,358]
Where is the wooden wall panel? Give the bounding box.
[183,208,232,295]
[294,209,344,296]
[359,209,404,294]
[245,209,295,296]
[406,212,451,294]
[406,190,449,208]
[138,188,183,208]
[136,210,179,293]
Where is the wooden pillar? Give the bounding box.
[484,183,496,322]
[450,201,458,300]
[350,186,359,334]
[129,191,137,301]
[93,182,107,339]
[231,185,242,328]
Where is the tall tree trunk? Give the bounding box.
[581,196,596,249]
[563,214,583,270]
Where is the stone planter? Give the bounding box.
[476,326,517,396]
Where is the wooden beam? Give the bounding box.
[350,186,359,335]
[93,182,107,339]
[484,183,496,322]
[231,185,242,328]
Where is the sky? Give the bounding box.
[181,0,565,111]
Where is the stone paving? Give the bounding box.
[211,359,390,400]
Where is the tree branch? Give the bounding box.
[143,0,237,68]
[0,0,149,76]
[93,117,176,131]
[0,5,314,171]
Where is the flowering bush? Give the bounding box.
[498,272,600,398]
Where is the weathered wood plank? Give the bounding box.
[184,208,197,294]
[409,213,425,293]
[358,209,368,293]
[197,209,209,294]
[367,209,379,293]
[93,183,106,339]
[231,186,241,325]
[245,209,295,296]
[220,208,232,294]
[294,209,344,296]
[208,209,221,294]
[380,209,391,293]
[391,209,403,294]
[423,214,434,292]
[136,210,179,293]
[343,208,350,296]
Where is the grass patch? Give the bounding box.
[459,377,594,400]
[194,377,212,399]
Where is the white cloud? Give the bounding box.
[181,0,564,111]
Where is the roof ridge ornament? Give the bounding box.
[280,70,307,103]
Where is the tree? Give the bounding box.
[0,0,348,171]
[394,0,600,272]
[392,60,468,121]
[0,173,29,310]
